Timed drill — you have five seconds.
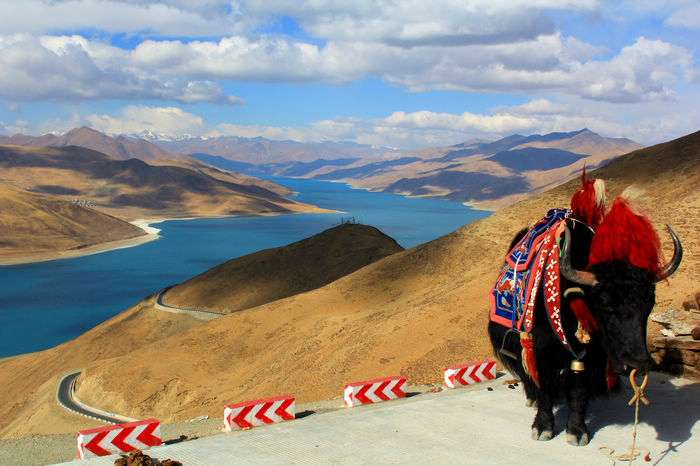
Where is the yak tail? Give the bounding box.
[520,332,540,388]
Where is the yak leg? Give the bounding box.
[521,376,538,407]
[565,371,590,446]
[531,389,554,441]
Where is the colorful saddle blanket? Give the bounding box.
[489,209,569,341]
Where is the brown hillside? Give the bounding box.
[0,144,329,222]
[333,129,643,210]
[0,184,146,262]
[164,224,404,313]
[0,224,404,438]
[0,131,697,438]
[149,157,295,197]
[1,127,182,162]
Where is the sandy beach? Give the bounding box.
[0,220,163,266]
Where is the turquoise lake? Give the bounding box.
[0,178,490,357]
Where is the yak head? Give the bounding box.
[560,198,683,374]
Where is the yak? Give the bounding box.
[488,182,682,446]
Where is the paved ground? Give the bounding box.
[58,372,699,465]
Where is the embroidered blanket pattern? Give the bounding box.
[489,209,569,330]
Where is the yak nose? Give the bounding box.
[624,357,654,374]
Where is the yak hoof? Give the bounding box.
[566,432,590,446]
[531,428,553,441]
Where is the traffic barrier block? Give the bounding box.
[444,360,496,388]
[224,395,295,431]
[344,376,406,407]
[77,418,161,459]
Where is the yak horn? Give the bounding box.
[559,226,598,286]
[654,225,683,282]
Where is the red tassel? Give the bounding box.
[570,298,598,332]
[520,332,540,388]
[589,197,663,277]
[606,359,617,391]
[570,166,606,229]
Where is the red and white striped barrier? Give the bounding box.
[344,376,406,407]
[77,418,161,459]
[444,360,496,388]
[224,395,295,431]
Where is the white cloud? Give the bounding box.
[618,1,700,29]
[0,0,695,145]
[0,2,693,106]
[0,35,242,104]
[241,0,599,46]
[86,105,206,136]
[0,0,243,37]
[121,32,696,104]
[573,37,693,103]
[666,3,700,29]
[131,36,325,83]
[494,99,571,116]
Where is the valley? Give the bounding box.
[0,130,696,441]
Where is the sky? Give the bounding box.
[0,0,698,151]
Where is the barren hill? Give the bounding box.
[0,131,696,439]
[158,135,398,163]
[0,127,182,162]
[0,184,146,262]
[331,129,644,209]
[163,224,404,314]
[188,129,643,210]
[0,144,328,222]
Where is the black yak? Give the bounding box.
[488,176,682,446]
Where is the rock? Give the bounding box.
[114,450,182,466]
[683,300,699,312]
[692,326,700,341]
[651,308,700,336]
[660,328,675,338]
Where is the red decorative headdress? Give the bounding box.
[588,196,663,277]
[570,166,606,229]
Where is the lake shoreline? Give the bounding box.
[0,220,164,266]
[0,208,342,266]
[0,177,488,358]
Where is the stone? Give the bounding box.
[692,326,700,341]
[682,300,698,311]
[652,336,700,350]
[651,308,700,336]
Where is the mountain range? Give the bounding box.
[1,127,644,210]
[0,143,328,262]
[0,130,696,439]
[0,127,181,162]
[162,128,644,209]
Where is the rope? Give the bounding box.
[599,369,651,465]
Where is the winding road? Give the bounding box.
[57,371,131,425]
[57,286,224,422]
[154,286,225,319]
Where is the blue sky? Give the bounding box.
[0,1,698,151]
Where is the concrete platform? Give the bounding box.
[58,372,699,465]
